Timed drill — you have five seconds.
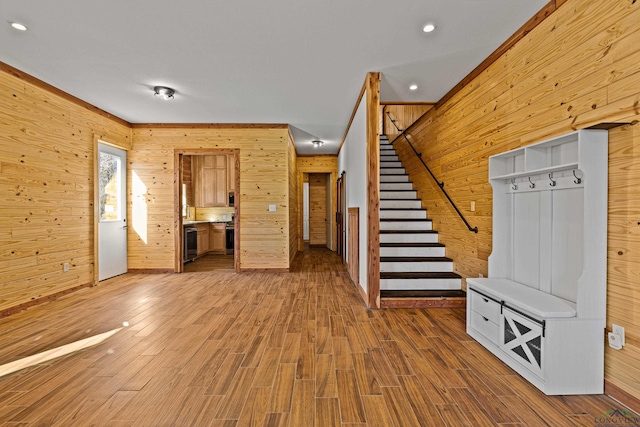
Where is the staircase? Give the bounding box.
[379,135,464,306]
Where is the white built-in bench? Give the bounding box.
[466,130,608,395]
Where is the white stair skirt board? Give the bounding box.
[380,220,432,231]
[380,245,446,257]
[380,277,462,290]
[380,199,422,209]
[380,182,414,191]
[380,232,438,243]
[381,259,453,272]
[379,210,426,219]
[380,175,410,183]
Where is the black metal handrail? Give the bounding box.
[385,111,478,233]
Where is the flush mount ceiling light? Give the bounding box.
[409,84,418,91]
[422,23,436,33]
[153,86,175,100]
[8,21,28,31]
[312,140,324,148]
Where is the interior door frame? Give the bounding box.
[173,148,240,273]
[93,136,129,284]
[297,161,337,252]
[336,171,346,262]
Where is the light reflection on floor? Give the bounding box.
[0,325,125,378]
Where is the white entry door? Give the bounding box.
[98,143,127,281]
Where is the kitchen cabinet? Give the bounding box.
[196,223,209,256]
[193,155,227,207]
[209,223,226,253]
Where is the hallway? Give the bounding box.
[0,248,627,426]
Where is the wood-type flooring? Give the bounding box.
[0,247,631,426]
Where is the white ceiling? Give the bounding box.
[0,0,548,155]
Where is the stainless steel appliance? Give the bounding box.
[225,222,234,254]
[183,226,197,262]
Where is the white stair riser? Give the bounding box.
[380,221,432,231]
[381,261,453,272]
[380,175,409,183]
[380,182,413,191]
[380,191,416,199]
[380,168,406,175]
[380,210,426,219]
[380,233,438,243]
[380,199,422,209]
[380,155,399,161]
[380,278,462,291]
[381,161,403,168]
[380,246,445,257]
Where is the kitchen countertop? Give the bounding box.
[183,220,233,225]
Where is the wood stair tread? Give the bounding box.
[380,218,431,222]
[381,290,466,298]
[379,230,438,234]
[380,256,452,262]
[380,242,444,248]
[380,271,461,279]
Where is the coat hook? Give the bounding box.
[573,170,582,184]
[528,177,535,189]
[549,173,556,187]
[511,178,518,190]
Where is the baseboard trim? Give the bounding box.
[357,283,369,308]
[605,380,640,414]
[0,282,94,319]
[380,297,467,309]
[127,268,175,274]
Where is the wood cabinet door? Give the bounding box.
[196,225,209,255]
[210,224,226,252]
[194,155,228,207]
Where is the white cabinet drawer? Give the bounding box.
[470,311,499,344]
[470,290,500,324]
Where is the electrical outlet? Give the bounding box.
[470,201,476,212]
[612,324,625,347]
[479,273,483,278]
[63,263,69,272]
[269,204,276,212]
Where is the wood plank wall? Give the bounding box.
[394,0,640,403]
[182,155,193,208]
[0,67,131,313]
[296,156,338,251]
[130,126,291,270]
[382,104,433,141]
[287,131,298,263]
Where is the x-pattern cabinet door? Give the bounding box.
[500,308,544,377]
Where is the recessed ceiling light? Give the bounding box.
[312,140,323,148]
[9,21,28,31]
[409,84,418,91]
[422,23,436,33]
[153,86,175,100]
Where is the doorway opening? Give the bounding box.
[174,149,239,273]
[305,172,332,249]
